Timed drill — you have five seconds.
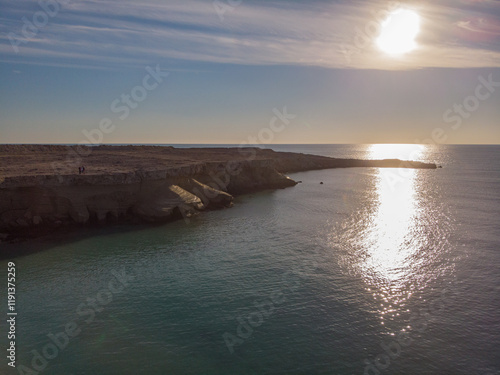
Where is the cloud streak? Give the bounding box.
[1,0,499,70]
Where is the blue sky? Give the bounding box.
[1,0,499,144]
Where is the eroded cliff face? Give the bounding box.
[0,145,438,242]
[0,160,296,240]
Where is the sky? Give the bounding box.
[0,0,499,144]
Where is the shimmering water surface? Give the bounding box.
[1,144,499,375]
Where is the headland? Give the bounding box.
[0,145,437,242]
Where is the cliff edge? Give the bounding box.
[0,145,436,242]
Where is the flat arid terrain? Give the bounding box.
[0,144,274,178]
[0,144,436,179]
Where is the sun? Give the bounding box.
[377,9,421,55]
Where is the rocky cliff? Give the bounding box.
[0,145,436,242]
[0,159,295,241]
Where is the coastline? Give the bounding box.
[0,145,437,243]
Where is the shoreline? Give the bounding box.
[0,145,437,244]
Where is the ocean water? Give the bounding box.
[1,144,499,375]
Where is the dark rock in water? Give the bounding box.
[297,181,303,183]
[320,182,324,185]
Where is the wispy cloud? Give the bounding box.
[1,0,499,70]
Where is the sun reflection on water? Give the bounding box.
[362,167,420,287]
[361,145,423,283]
[329,144,457,328]
[362,145,426,323]
[332,144,451,324]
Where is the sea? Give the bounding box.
[1,144,499,375]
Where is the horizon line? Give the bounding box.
[2,143,500,146]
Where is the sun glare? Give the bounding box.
[377,9,421,55]
[368,144,425,161]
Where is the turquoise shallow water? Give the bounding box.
[1,144,499,374]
